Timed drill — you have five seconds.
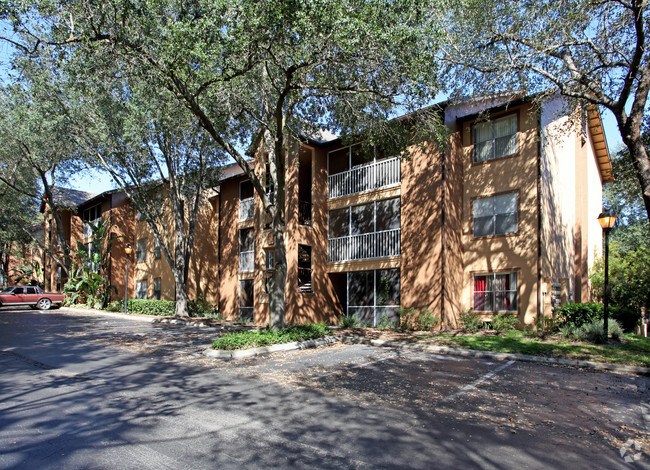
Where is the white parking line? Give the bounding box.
[442,360,516,402]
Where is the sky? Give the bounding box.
[67,108,626,196]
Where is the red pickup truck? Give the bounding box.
[0,286,64,310]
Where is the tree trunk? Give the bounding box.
[174,222,189,317]
[268,214,287,330]
[615,112,650,222]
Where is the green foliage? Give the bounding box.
[340,315,360,328]
[459,311,484,333]
[11,261,43,287]
[554,303,603,329]
[398,307,441,331]
[64,216,118,309]
[124,299,176,315]
[590,239,649,329]
[489,313,519,334]
[377,315,400,330]
[212,324,332,350]
[604,148,648,226]
[188,294,217,316]
[535,315,562,335]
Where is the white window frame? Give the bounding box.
[472,192,518,238]
[472,272,518,312]
[472,113,518,163]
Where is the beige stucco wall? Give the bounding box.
[539,97,579,314]
[458,103,540,326]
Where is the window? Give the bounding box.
[136,280,147,299]
[265,250,274,271]
[298,245,312,292]
[136,239,147,262]
[26,287,36,295]
[347,269,400,326]
[239,228,254,272]
[136,210,144,221]
[473,272,518,312]
[473,113,518,163]
[154,239,161,259]
[239,279,254,321]
[239,180,254,221]
[153,278,161,300]
[473,192,518,238]
[82,204,102,238]
[82,204,102,223]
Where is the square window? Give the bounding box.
[473,272,517,312]
[473,193,518,238]
[473,114,518,163]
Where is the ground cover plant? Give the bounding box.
[212,324,331,350]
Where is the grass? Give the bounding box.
[436,331,650,367]
[212,323,332,350]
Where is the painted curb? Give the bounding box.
[339,336,650,376]
[203,335,340,360]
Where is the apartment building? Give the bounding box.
[43,95,611,327]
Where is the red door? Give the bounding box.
[4,287,25,305]
[23,287,40,305]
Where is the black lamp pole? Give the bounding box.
[597,210,616,342]
[603,226,610,341]
[124,244,132,315]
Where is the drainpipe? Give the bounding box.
[537,108,543,327]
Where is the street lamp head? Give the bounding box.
[597,210,617,230]
[124,244,133,255]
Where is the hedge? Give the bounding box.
[105,298,216,316]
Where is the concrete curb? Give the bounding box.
[58,307,156,323]
[202,335,340,360]
[339,336,650,376]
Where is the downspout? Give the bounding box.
[217,190,222,314]
[440,123,447,326]
[537,109,543,326]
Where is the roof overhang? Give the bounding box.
[587,105,613,183]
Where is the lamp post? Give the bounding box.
[124,244,132,315]
[597,210,616,342]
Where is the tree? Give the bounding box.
[78,84,226,318]
[6,0,443,327]
[438,0,650,220]
[0,54,86,277]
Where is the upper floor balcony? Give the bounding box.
[328,157,400,199]
[328,228,401,263]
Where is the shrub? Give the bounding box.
[341,315,360,328]
[459,311,483,333]
[212,323,331,350]
[188,294,217,316]
[106,300,122,312]
[125,299,176,315]
[490,313,519,334]
[555,303,603,329]
[377,315,400,330]
[398,306,441,331]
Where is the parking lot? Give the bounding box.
[0,307,648,469]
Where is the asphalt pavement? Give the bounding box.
[0,307,648,469]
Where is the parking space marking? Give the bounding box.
[442,360,515,402]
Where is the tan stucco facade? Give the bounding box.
[41,96,609,328]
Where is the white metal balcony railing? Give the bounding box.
[239,250,255,272]
[328,157,400,199]
[328,228,400,263]
[83,218,101,238]
[239,197,254,221]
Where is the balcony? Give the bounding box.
[239,197,254,221]
[328,157,400,199]
[239,250,254,272]
[328,228,400,263]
